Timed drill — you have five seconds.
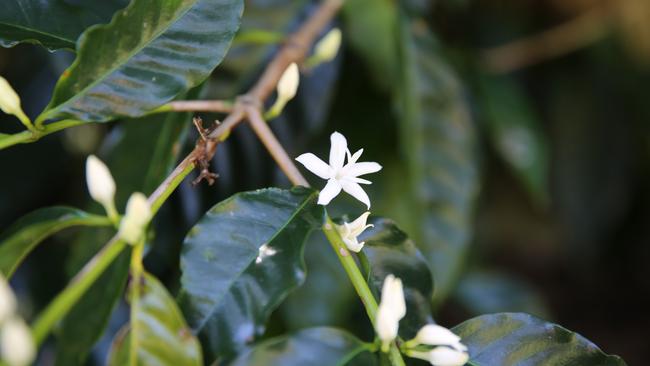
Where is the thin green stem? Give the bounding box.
[0,119,86,150]
[389,346,407,366]
[322,214,378,322]
[129,241,145,365]
[322,214,406,366]
[233,29,285,45]
[31,237,127,345]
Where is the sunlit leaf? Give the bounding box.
[230,327,377,366]
[178,187,323,361]
[0,207,111,277]
[453,312,626,365]
[37,0,243,123]
[107,272,202,366]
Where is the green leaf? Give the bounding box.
[0,207,111,277]
[395,16,479,305]
[230,327,377,366]
[37,0,243,123]
[479,75,550,206]
[360,217,434,339]
[55,101,199,366]
[0,0,127,51]
[280,232,356,330]
[452,313,627,366]
[178,187,323,362]
[107,272,203,366]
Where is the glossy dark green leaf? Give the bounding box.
[55,100,199,366]
[479,75,549,206]
[0,206,111,277]
[0,0,127,50]
[281,232,356,330]
[395,17,479,305]
[360,217,434,339]
[107,272,203,366]
[452,313,626,366]
[230,327,377,366]
[454,270,550,319]
[178,187,323,361]
[37,0,243,123]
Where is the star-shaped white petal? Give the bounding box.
[295,132,382,208]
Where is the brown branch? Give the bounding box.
[246,106,309,187]
[168,100,233,113]
[481,4,612,74]
[153,0,343,191]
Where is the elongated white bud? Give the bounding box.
[86,155,116,208]
[265,63,300,119]
[0,275,16,324]
[119,193,151,245]
[277,63,300,101]
[1,317,35,366]
[314,28,342,63]
[0,77,30,127]
[375,274,406,352]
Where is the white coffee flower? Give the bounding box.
[0,275,16,324]
[118,193,151,245]
[407,346,470,366]
[375,274,406,352]
[1,317,35,366]
[296,131,382,208]
[335,211,373,252]
[86,155,117,219]
[0,76,30,127]
[314,28,342,63]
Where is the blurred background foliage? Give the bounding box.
[1,0,649,364]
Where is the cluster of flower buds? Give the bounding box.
[85,156,151,245]
[375,275,469,366]
[0,276,34,366]
[266,28,342,120]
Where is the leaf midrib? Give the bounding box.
[194,190,318,333]
[43,0,201,119]
[0,20,76,46]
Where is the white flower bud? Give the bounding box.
[0,276,16,324]
[86,155,116,209]
[375,274,406,352]
[119,193,151,245]
[0,77,29,125]
[276,63,300,102]
[1,318,35,366]
[314,28,342,63]
[412,324,466,350]
[408,347,470,366]
[0,77,22,117]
